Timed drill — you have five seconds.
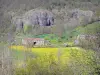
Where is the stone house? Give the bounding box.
[74,34,98,45]
[22,38,45,47]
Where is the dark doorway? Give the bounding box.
[33,42,36,45]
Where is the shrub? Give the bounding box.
[23,25,32,34]
[14,48,99,75]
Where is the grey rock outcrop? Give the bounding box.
[23,9,54,26]
[11,8,95,35]
[11,16,23,31]
[70,9,93,24]
[13,9,53,26]
[11,9,54,33]
[64,9,94,30]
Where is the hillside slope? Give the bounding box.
[0,0,100,43]
[63,21,100,42]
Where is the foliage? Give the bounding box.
[63,22,100,42]
[11,46,100,75]
[35,34,61,44]
[23,25,33,34]
[63,22,100,51]
[74,22,100,35]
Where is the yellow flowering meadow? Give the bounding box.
[10,45,94,67]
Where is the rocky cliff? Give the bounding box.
[0,0,100,36]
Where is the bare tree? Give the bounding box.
[0,44,14,75]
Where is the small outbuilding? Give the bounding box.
[22,38,45,47]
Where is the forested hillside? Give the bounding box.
[0,0,100,36]
[0,0,100,75]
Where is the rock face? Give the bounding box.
[23,9,54,26]
[11,8,95,35]
[71,9,93,22]
[12,9,54,27]
[11,9,54,34]
[11,16,23,31]
[64,9,94,30]
[71,9,93,24]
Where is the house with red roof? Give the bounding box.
[22,38,45,47]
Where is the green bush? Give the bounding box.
[14,49,100,75]
[23,25,32,34]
